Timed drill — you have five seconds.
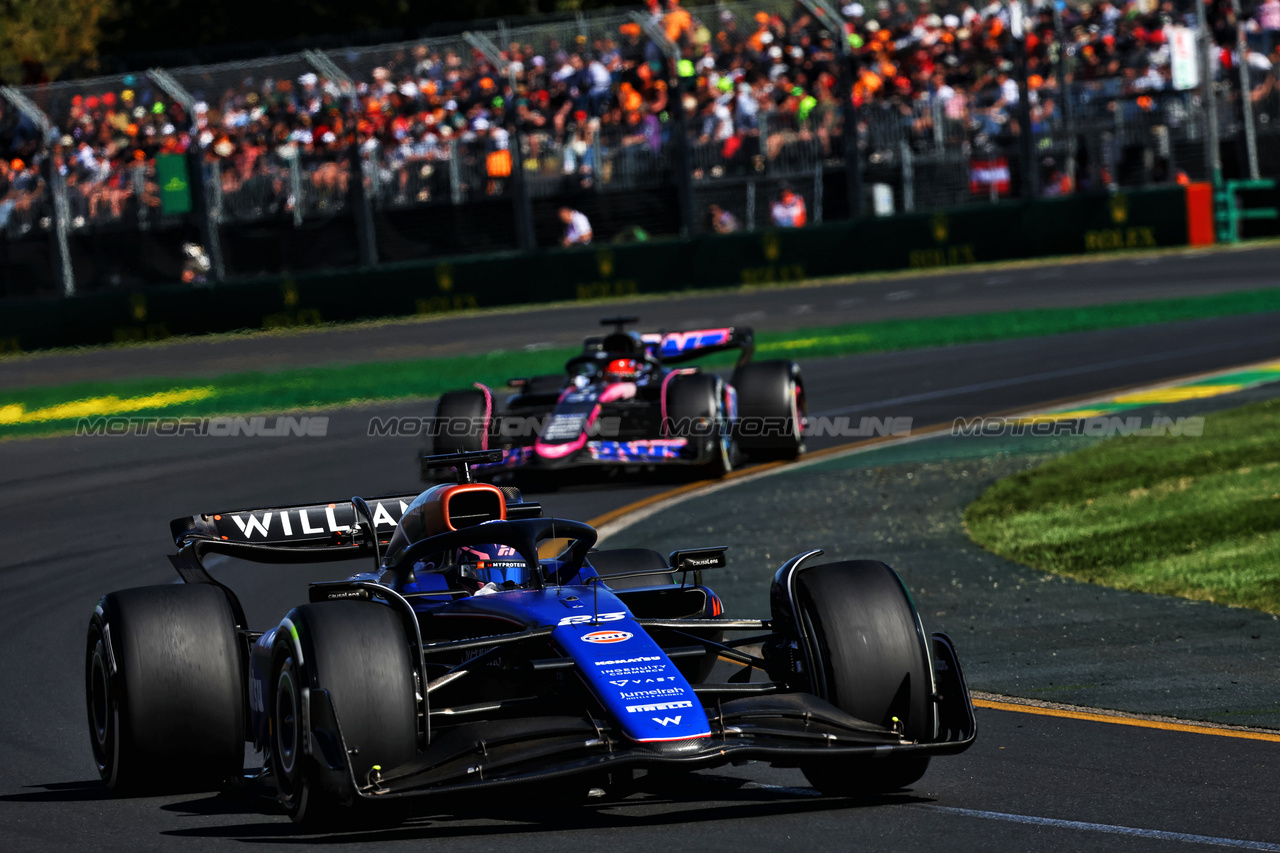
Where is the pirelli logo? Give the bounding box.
[625,699,693,714]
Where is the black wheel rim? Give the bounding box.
[90,642,110,748]
[86,630,113,776]
[274,662,300,784]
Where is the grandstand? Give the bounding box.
[0,0,1272,295]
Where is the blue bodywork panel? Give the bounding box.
[433,588,710,742]
[249,576,712,746]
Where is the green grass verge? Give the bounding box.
[964,396,1280,613]
[4,286,1280,440]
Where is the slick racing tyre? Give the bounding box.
[86,584,245,794]
[793,561,933,796]
[665,372,733,478]
[270,601,416,830]
[432,386,495,456]
[732,360,805,461]
[589,548,674,590]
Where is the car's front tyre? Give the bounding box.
[269,601,417,830]
[792,561,934,796]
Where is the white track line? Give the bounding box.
[742,785,1280,850]
[920,805,1280,851]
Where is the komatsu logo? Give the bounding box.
[596,655,662,666]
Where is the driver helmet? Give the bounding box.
[455,542,531,592]
[604,357,640,382]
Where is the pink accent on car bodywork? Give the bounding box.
[534,403,601,460]
[535,434,589,459]
[599,382,637,402]
[659,369,697,438]
[473,382,494,450]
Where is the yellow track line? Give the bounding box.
[974,699,1280,743]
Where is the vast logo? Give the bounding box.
[653,716,682,726]
[582,630,633,645]
[559,611,625,627]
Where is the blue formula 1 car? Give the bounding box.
[85,451,975,829]
[424,317,806,480]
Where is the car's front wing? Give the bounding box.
[298,634,976,803]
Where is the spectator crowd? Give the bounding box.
[1,0,1271,240]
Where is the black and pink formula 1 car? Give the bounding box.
[424,318,806,481]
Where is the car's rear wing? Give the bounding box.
[641,327,754,365]
[167,468,542,627]
[582,327,754,366]
[169,487,541,567]
[170,493,419,550]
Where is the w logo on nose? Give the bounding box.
[652,716,682,726]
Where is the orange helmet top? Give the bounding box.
[604,357,639,381]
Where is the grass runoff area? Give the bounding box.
[965,395,1280,613]
[4,285,1280,440]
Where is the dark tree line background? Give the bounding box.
[2,0,632,84]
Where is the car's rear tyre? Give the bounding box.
[793,561,933,796]
[732,360,805,461]
[665,372,732,478]
[432,386,494,456]
[86,584,245,794]
[589,548,673,589]
[270,601,417,830]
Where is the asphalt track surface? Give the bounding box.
[1,270,1279,848]
[3,241,1280,389]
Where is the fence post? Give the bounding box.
[1010,0,1037,198]
[632,13,698,236]
[1051,0,1077,190]
[48,161,76,296]
[133,163,150,231]
[900,140,914,212]
[1230,0,1261,180]
[288,155,304,228]
[813,164,823,224]
[801,0,862,219]
[463,31,535,251]
[348,143,379,267]
[1195,0,1222,185]
[1,86,74,295]
[148,67,226,281]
